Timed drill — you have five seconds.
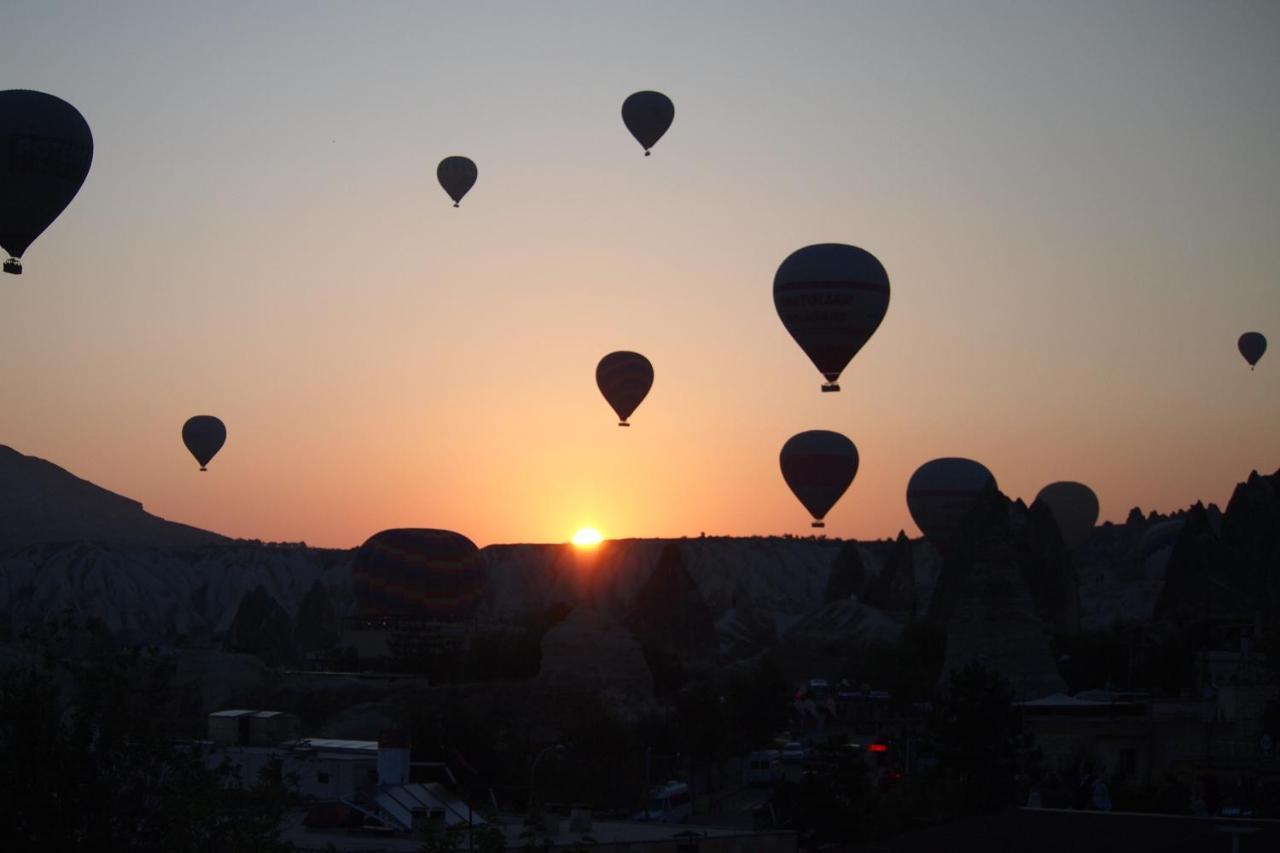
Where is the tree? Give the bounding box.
[928,661,1021,814]
[0,615,294,852]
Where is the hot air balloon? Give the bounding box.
[437,156,477,207]
[773,244,890,392]
[1,90,94,275]
[779,430,859,528]
[351,528,484,620]
[906,458,995,550]
[621,91,674,156]
[1034,481,1099,550]
[182,415,226,472]
[1238,332,1267,370]
[596,351,654,426]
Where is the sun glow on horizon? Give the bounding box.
[571,527,604,548]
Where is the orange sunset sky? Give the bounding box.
[2,2,1277,548]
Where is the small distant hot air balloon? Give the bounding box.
[352,529,484,620]
[1034,481,1099,550]
[906,458,995,551]
[0,90,94,275]
[182,415,226,472]
[1238,332,1266,370]
[774,244,890,392]
[621,91,674,156]
[596,351,654,427]
[779,431,859,528]
[437,156,477,207]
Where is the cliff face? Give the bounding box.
[0,445,226,550]
[1156,469,1280,622]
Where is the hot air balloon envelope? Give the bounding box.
[351,529,484,620]
[906,457,995,550]
[1238,332,1266,368]
[780,430,859,527]
[773,244,890,391]
[621,91,674,155]
[0,90,94,274]
[1035,481,1099,550]
[437,156,477,207]
[182,416,226,471]
[596,351,654,426]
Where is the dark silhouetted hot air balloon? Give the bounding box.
[773,244,890,392]
[906,458,995,550]
[596,351,654,426]
[182,415,226,472]
[437,156,477,207]
[351,529,484,620]
[0,90,93,275]
[1034,481,1099,550]
[621,91,674,156]
[1238,332,1266,370]
[780,430,859,528]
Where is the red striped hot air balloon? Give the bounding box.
[773,244,890,392]
[596,351,654,427]
[779,430,859,528]
[906,458,995,551]
[351,529,483,621]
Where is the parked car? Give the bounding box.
[633,781,691,823]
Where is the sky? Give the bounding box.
[2,1,1278,548]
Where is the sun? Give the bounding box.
[571,527,604,548]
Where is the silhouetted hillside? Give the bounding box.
[0,445,226,551]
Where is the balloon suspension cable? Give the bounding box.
[811,521,825,529]
[821,383,840,393]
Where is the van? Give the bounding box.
[634,781,691,823]
[745,750,783,786]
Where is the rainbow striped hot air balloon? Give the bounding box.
[351,529,484,621]
[779,430,860,528]
[596,351,654,427]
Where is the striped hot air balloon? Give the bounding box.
[351,529,484,621]
[906,458,995,551]
[779,430,859,528]
[773,244,890,392]
[181,415,226,472]
[596,351,654,427]
[1,90,94,275]
[1034,481,1099,550]
[437,156,477,207]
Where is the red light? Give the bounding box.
[868,743,888,753]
